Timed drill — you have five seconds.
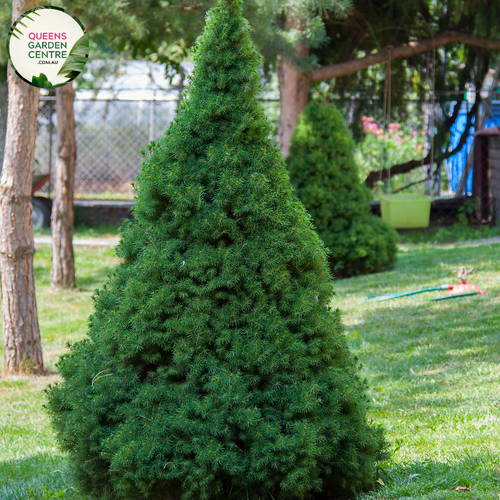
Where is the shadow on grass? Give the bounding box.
[359,452,500,499]
[2,446,499,500]
[350,293,500,392]
[0,453,92,500]
[339,244,500,499]
[338,242,500,291]
[32,244,120,293]
[342,243,500,388]
[75,265,117,292]
[32,262,117,293]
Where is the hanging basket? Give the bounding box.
[379,193,432,229]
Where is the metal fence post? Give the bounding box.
[149,100,156,142]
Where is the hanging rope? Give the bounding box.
[421,52,430,175]
[380,57,389,188]
[387,48,392,196]
[380,48,392,193]
[430,45,436,195]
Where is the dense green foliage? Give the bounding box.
[287,103,398,277]
[46,1,386,499]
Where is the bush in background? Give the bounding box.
[287,102,398,277]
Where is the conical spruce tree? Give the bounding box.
[46,2,387,499]
[287,103,398,278]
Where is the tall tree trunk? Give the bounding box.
[0,85,8,168]
[278,16,310,157]
[51,82,76,290]
[1,0,42,375]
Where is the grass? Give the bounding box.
[32,221,500,245]
[1,241,500,499]
[33,223,121,240]
[339,242,500,499]
[399,222,500,245]
[0,245,119,500]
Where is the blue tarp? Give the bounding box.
[445,102,500,195]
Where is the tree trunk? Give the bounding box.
[0,85,8,169]
[51,82,76,290]
[278,17,310,157]
[1,0,42,375]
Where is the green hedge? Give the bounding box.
[46,2,387,499]
[287,102,398,277]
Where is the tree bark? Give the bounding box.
[51,82,76,290]
[309,31,500,83]
[0,0,42,375]
[278,16,310,157]
[0,86,8,168]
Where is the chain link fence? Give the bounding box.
[1,87,498,225]
[33,95,280,197]
[36,96,179,196]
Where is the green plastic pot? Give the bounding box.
[379,193,432,229]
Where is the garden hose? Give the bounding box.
[430,291,479,301]
[366,285,450,302]
[367,284,486,302]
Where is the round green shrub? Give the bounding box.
[45,2,387,499]
[287,102,398,277]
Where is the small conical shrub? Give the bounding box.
[287,103,398,278]
[46,2,387,499]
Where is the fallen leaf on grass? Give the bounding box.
[376,478,385,486]
[454,486,470,491]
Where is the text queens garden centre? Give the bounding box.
[7,7,88,89]
[28,32,68,60]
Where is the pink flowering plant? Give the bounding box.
[355,115,425,184]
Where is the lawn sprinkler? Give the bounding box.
[366,267,487,302]
[453,266,474,283]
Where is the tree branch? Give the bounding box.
[442,48,476,130]
[391,177,427,194]
[309,30,500,82]
[364,97,480,188]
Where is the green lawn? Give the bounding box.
[34,223,121,240]
[0,245,119,500]
[341,243,500,499]
[399,222,500,245]
[1,241,500,499]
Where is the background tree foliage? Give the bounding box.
[314,0,500,181]
[3,0,499,172]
